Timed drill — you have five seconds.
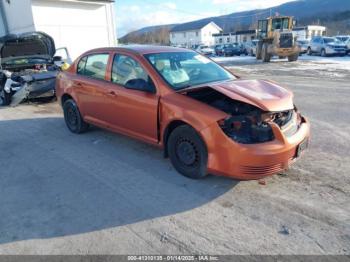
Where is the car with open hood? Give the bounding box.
[56,45,310,180]
[0,31,62,106]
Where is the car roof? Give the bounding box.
[87,45,192,55]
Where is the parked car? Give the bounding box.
[244,40,259,56]
[296,39,310,55]
[0,31,63,106]
[223,43,243,56]
[214,44,224,56]
[196,45,214,56]
[56,45,310,180]
[345,39,350,55]
[335,35,350,43]
[307,36,347,57]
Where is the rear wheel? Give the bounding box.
[168,125,208,179]
[262,43,271,62]
[288,53,299,62]
[63,99,89,134]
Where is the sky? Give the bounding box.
[116,0,295,37]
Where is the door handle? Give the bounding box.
[107,90,117,97]
[76,82,83,87]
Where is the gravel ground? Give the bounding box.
[0,56,349,255]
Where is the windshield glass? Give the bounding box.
[145,52,235,90]
[2,57,49,65]
[324,38,340,44]
[272,18,290,30]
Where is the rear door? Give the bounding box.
[101,52,159,144]
[72,53,111,125]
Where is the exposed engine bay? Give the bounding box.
[0,65,58,106]
[0,31,68,106]
[184,87,301,144]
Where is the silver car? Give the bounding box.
[307,36,347,57]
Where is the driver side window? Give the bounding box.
[112,54,149,87]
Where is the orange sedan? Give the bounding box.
[56,45,310,180]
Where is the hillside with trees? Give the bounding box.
[119,0,350,44]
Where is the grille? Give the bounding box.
[280,33,293,48]
[240,163,284,176]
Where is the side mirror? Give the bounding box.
[125,78,156,93]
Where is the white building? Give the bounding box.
[170,21,222,48]
[293,25,326,40]
[0,0,117,60]
[213,30,256,44]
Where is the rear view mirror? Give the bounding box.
[125,78,156,93]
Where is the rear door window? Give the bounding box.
[77,54,109,80]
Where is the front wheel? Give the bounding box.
[288,53,299,62]
[321,49,327,57]
[63,99,89,134]
[307,47,312,56]
[168,125,208,179]
[0,89,11,106]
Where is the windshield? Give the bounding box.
[2,57,50,66]
[272,18,290,30]
[145,52,235,91]
[324,38,340,44]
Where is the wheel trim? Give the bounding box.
[175,139,198,166]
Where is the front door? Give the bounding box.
[102,53,159,144]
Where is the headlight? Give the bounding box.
[326,45,334,49]
[218,116,274,144]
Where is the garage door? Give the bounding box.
[31,0,116,60]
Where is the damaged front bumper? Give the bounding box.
[200,115,310,180]
[4,71,57,106]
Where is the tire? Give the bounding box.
[256,42,262,60]
[168,125,208,179]
[0,89,11,106]
[321,49,327,57]
[307,47,312,56]
[288,53,299,62]
[262,43,271,62]
[278,56,285,59]
[250,50,254,57]
[63,99,89,134]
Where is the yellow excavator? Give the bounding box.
[256,16,300,62]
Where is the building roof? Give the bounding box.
[213,29,256,37]
[170,21,221,33]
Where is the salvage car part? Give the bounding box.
[0,31,64,106]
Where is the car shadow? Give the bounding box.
[0,117,238,244]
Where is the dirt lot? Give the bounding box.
[0,56,349,255]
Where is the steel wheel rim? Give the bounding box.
[176,138,198,166]
[66,105,78,128]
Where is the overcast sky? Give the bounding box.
[116,0,295,37]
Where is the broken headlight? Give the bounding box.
[218,115,274,144]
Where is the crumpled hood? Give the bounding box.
[0,31,56,63]
[209,79,294,112]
